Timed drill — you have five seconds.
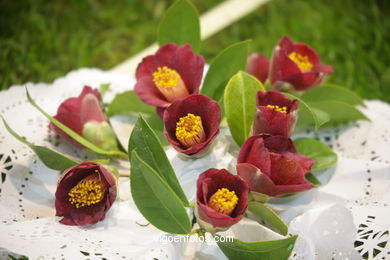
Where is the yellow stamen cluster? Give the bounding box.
[288,52,313,72]
[208,188,238,215]
[68,174,104,208]
[176,113,202,140]
[152,66,180,88]
[267,104,287,114]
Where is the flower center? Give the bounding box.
[175,113,206,147]
[152,66,180,89]
[68,171,106,208]
[267,104,287,114]
[152,66,189,102]
[208,188,238,215]
[288,52,313,72]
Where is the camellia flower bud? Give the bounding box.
[246,53,270,84]
[252,91,298,137]
[82,121,118,151]
[269,36,333,91]
[195,169,248,232]
[134,43,205,117]
[237,135,314,199]
[50,86,119,150]
[163,94,221,157]
[55,162,117,226]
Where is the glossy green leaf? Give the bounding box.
[128,115,188,205]
[107,90,154,116]
[224,71,264,146]
[201,40,250,103]
[2,117,79,171]
[302,84,364,106]
[307,101,368,126]
[26,88,127,158]
[144,113,170,146]
[216,234,297,260]
[284,92,330,129]
[130,151,191,234]
[248,201,288,236]
[158,0,200,53]
[294,137,337,171]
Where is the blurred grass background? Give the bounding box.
[1,0,389,101]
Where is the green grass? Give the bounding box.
[1,0,389,102]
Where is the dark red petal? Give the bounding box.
[57,97,81,115]
[269,153,309,185]
[314,64,333,75]
[156,107,166,119]
[284,152,314,174]
[294,43,320,65]
[59,216,77,226]
[237,163,314,197]
[136,55,157,80]
[257,106,292,136]
[237,136,271,175]
[134,77,171,107]
[237,163,276,196]
[246,53,270,84]
[170,44,204,94]
[278,36,295,53]
[154,43,179,67]
[283,71,321,91]
[69,201,106,226]
[262,135,297,153]
[197,202,244,228]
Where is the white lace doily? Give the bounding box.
[0,68,389,260]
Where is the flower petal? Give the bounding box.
[246,53,269,84]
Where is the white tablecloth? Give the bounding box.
[0,69,389,259]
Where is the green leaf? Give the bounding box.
[130,151,191,234]
[128,115,189,205]
[283,92,330,129]
[294,137,338,171]
[144,113,170,146]
[307,101,368,126]
[26,88,127,158]
[302,84,364,106]
[201,40,250,103]
[224,71,264,146]
[107,90,154,116]
[248,201,288,236]
[2,117,79,171]
[216,234,297,260]
[306,172,321,185]
[158,0,200,53]
[99,83,110,97]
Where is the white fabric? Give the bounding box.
[0,68,389,259]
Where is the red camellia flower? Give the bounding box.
[237,135,314,198]
[163,94,221,157]
[55,162,117,226]
[252,91,298,137]
[134,43,205,116]
[195,169,248,231]
[269,36,333,91]
[50,86,118,150]
[246,53,270,84]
